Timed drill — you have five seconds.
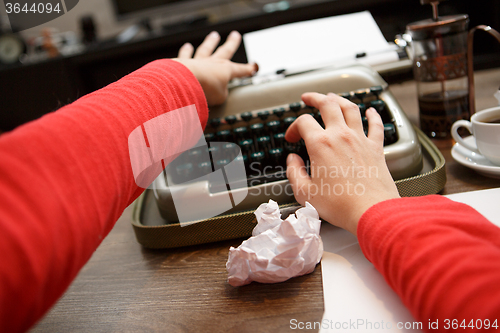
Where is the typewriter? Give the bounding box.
[152,64,423,223]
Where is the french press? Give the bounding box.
[406,0,469,139]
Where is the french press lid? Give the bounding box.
[407,0,468,40]
[407,14,469,40]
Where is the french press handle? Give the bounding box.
[467,25,500,115]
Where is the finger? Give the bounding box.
[302,93,344,129]
[194,31,221,58]
[285,113,322,143]
[326,93,364,132]
[178,43,194,58]
[365,107,385,144]
[212,31,242,59]
[286,153,312,206]
[229,62,258,80]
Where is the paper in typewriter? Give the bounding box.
[319,188,500,332]
[243,11,398,77]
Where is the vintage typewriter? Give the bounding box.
[150,64,424,224]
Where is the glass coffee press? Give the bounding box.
[406,0,469,139]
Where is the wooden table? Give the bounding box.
[31,68,500,333]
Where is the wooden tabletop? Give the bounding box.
[31,68,500,333]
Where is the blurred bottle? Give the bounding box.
[80,15,97,45]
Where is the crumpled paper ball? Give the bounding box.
[226,199,323,287]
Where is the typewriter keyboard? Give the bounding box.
[153,64,423,223]
[166,86,397,189]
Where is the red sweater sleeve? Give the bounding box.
[0,59,208,333]
[358,195,500,332]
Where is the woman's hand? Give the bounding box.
[174,31,258,106]
[285,92,400,236]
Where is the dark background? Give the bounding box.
[1,0,499,131]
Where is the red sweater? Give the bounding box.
[0,59,208,332]
[1,59,499,332]
[359,196,500,331]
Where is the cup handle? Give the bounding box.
[451,120,480,153]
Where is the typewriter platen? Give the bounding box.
[152,64,423,223]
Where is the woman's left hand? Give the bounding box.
[174,30,258,106]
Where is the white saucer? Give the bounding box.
[451,136,500,179]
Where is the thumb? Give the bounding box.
[286,153,312,206]
[229,62,258,80]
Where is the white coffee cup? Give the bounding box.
[451,106,500,166]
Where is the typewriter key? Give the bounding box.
[222,143,238,161]
[370,85,383,98]
[273,133,286,147]
[285,144,300,156]
[216,129,231,141]
[250,123,264,136]
[283,116,296,129]
[371,100,391,122]
[239,139,254,153]
[240,154,249,169]
[357,103,367,117]
[210,118,221,128]
[225,115,237,125]
[234,126,248,139]
[250,151,265,171]
[289,102,301,112]
[384,123,397,145]
[340,92,351,100]
[176,163,193,179]
[354,90,367,103]
[204,133,215,142]
[215,159,230,169]
[273,108,285,118]
[241,112,253,122]
[187,148,203,163]
[208,145,221,160]
[370,100,385,113]
[269,147,284,166]
[197,161,212,175]
[266,120,280,132]
[258,111,270,121]
[257,136,271,151]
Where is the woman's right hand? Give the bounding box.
[285,92,400,235]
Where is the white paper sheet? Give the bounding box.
[243,11,397,77]
[319,188,500,332]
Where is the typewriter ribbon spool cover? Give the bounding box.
[131,64,446,249]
